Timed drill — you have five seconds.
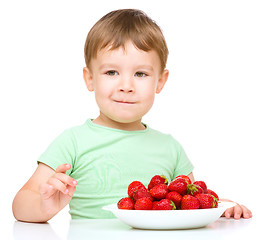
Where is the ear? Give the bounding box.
[156,69,169,94]
[83,67,94,92]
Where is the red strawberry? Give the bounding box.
[213,198,218,208]
[117,197,134,210]
[152,201,159,209]
[127,181,146,198]
[149,184,169,200]
[181,195,200,210]
[187,184,204,196]
[193,181,207,193]
[174,175,192,184]
[148,175,168,190]
[166,191,182,208]
[152,199,176,210]
[207,189,219,208]
[207,189,219,200]
[168,178,188,195]
[134,197,153,210]
[195,194,217,209]
[133,188,153,202]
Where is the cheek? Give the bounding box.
[144,93,156,108]
[138,83,156,106]
[94,78,114,97]
[139,80,157,97]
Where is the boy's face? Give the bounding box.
[83,41,168,129]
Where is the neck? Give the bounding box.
[92,114,146,131]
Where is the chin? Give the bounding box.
[112,116,141,124]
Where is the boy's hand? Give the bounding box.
[39,163,77,217]
[221,199,252,219]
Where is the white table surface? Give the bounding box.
[11,213,259,240]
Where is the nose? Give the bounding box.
[118,75,134,93]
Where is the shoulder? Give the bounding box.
[63,119,91,137]
[147,127,181,147]
[48,120,90,148]
[148,126,176,140]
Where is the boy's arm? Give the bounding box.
[12,163,77,223]
[187,172,195,183]
[220,199,252,219]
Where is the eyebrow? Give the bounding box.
[136,65,154,71]
[99,64,119,70]
[99,64,154,71]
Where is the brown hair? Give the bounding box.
[84,9,168,71]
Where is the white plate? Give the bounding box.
[103,201,236,230]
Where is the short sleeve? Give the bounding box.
[37,129,77,175]
[172,138,194,178]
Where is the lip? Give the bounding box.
[114,100,136,104]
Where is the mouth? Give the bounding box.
[114,100,136,105]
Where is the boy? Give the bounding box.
[12,9,251,222]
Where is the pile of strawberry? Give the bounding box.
[117,175,219,210]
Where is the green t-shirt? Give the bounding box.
[38,119,194,219]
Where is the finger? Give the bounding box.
[48,177,70,194]
[53,172,78,187]
[39,183,56,199]
[233,204,243,219]
[67,185,77,197]
[224,207,234,218]
[56,163,71,174]
[241,205,253,219]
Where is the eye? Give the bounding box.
[135,72,147,77]
[106,70,118,76]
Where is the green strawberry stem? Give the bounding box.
[187,184,198,195]
[161,175,168,185]
[170,200,176,210]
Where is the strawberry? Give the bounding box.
[213,198,218,208]
[133,188,153,202]
[174,175,192,184]
[207,189,219,208]
[148,175,168,190]
[152,201,159,209]
[195,194,216,209]
[187,184,204,196]
[181,195,200,210]
[193,181,207,193]
[168,178,188,195]
[166,191,182,208]
[134,197,153,210]
[152,199,176,210]
[149,184,169,200]
[127,181,146,198]
[117,197,134,210]
[207,189,219,200]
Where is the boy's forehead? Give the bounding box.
[95,41,160,65]
[98,41,146,56]
[89,48,161,75]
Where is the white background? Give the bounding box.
[1,0,263,238]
